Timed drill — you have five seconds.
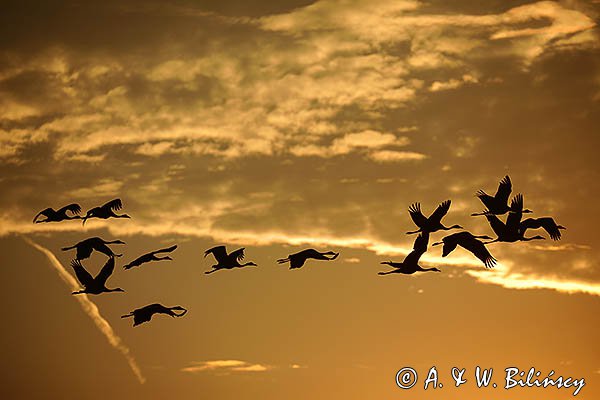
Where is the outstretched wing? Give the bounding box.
[485,214,506,237]
[458,236,496,268]
[204,245,228,262]
[96,256,116,284]
[70,260,94,286]
[520,217,564,240]
[101,198,123,211]
[429,200,451,224]
[495,175,512,204]
[230,248,246,262]
[404,232,429,264]
[58,203,82,216]
[33,208,53,222]
[151,244,178,254]
[408,203,427,228]
[506,194,524,231]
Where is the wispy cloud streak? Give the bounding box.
[181,359,274,373]
[23,236,146,384]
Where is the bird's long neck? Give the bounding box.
[422,267,439,272]
[378,270,397,275]
[241,262,255,267]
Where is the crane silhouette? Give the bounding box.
[277,249,339,269]
[61,237,126,260]
[204,245,257,274]
[33,203,82,223]
[70,257,124,295]
[406,200,462,234]
[432,231,496,268]
[82,198,130,225]
[123,245,178,270]
[483,194,545,244]
[378,233,440,275]
[520,217,566,241]
[121,303,187,326]
[471,175,532,216]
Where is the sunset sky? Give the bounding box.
[1,0,599,399]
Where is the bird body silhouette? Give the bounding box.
[432,231,496,268]
[33,203,82,223]
[82,198,130,225]
[520,217,566,241]
[70,257,124,295]
[378,233,440,275]
[406,200,462,234]
[62,237,126,260]
[204,245,257,274]
[123,245,178,270]
[121,303,187,326]
[484,194,545,244]
[277,248,339,269]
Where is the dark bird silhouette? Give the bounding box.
[277,249,339,269]
[33,203,82,223]
[378,233,440,275]
[471,175,532,216]
[204,245,257,274]
[406,200,462,234]
[123,245,178,270]
[82,198,130,225]
[121,303,187,326]
[483,194,545,244]
[520,217,566,241]
[62,237,126,260]
[70,257,124,295]
[432,231,496,268]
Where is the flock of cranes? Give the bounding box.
[33,175,566,325]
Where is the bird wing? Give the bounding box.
[408,203,427,227]
[494,175,512,204]
[58,203,82,216]
[102,198,123,211]
[32,208,53,222]
[151,244,178,254]
[506,194,524,231]
[70,260,94,286]
[458,236,497,268]
[204,245,228,262]
[485,214,506,237]
[96,256,116,284]
[230,248,246,262]
[404,232,429,264]
[520,217,563,240]
[429,200,451,223]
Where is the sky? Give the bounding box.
[0,0,599,399]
